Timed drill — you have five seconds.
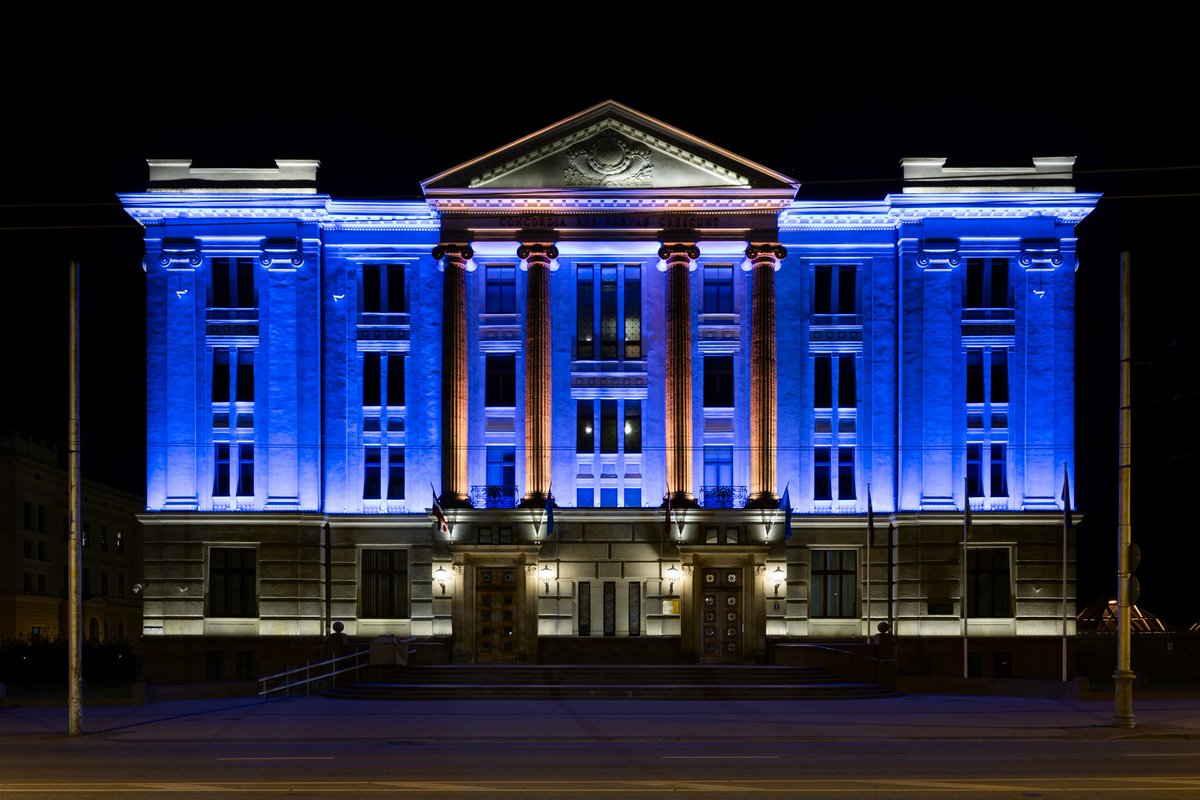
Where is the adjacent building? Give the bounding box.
[121,101,1095,683]
[0,433,143,645]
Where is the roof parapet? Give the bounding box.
[146,159,320,193]
[902,157,1075,193]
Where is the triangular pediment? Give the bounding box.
[422,101,798,198]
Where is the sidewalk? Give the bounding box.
[3,694,1200,743]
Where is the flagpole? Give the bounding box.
[963,477,970,680]
[1062,462,1069,682]
[866,484,872,639]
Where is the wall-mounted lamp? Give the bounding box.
[540,565,553,593]
[773,566,785,597]
[666,565,680,594]
[435,565,448,595]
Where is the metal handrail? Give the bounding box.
[257,648,370,698]
[776,642,896,665]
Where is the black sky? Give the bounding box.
[3,19,1197,626]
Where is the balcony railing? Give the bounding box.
[471,484,519,509]
[700,485,747,509]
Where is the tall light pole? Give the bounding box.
[1114,251,1135,728]
[68,261,83,736]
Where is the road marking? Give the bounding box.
[217,756,337,761]
[661,755,780,760]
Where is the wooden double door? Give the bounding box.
[699,567,744,662]
[474,566,518,663]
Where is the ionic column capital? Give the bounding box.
[743,242,787,271]
[433,243,475,271]
[657,242,700,272]
[517,242,559,271]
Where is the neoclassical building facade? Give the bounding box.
[122,101,1095,682]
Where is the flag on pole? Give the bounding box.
[780,483,793,541]
[430,482,449,536]
[544,488,556,537]
[964,478,972,540]
[1061,463,1072,530]
[867,484,875,547]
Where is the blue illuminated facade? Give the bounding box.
[123,102,1096,681]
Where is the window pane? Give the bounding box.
[990,444,1007,498]
[236,258,255,308]
[363,446,381,499]
[967,350,984,403]
[966,258,984,308]
[814,356,831,409]
[838,266,857,315]
[991,349,1008,404]
[212,349,230,403]
[600,266,618,359]
[837,354,856,409]
[212,258,231,307]
[486,265,515,313]
[624,266,642,359]
[209,547,257,618]
[485,354,516,407]
[363,352,381,406]
[236,350,254,402]
[361,549,409,619]
[704,356,734,408]
[814,447,831,501]
[387,264,405,313]
[990,259,1009,308]
[577,400,594,453]
[600,399,618,454]
[387,353,404,407]
[838,447,856,500]
[213,444,230,496]
[237,444,254,497]
[363,264,382,313]
[576,266,593,360]
[624,400,641,454]
[814,266,831,315]
[967,443,983,498]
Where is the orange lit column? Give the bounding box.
[434,243,472,507]
[745,242,786,507]
[661,242,699,505]
[520,241,557,506]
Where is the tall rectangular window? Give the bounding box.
[213,350,231,403]
[237,444,254,497]
[360,549,409,619]
[989,444,1007,498]
[814,356,832,409]
[814,265,857,318]
[703,355,734,408]
[208,547,257,618]
[214,444,231,497]
[236,351,254,402]
[837,354,856,408]
[387,448,405,500]
[811,549,857,618]
[577,400,594,453]
[624,400,641,454]
[703,446,734,488]
[486,446,516,489]
[387,353,405,408]
[362,264,405,313]
[814,446,832,501]
[704,265,734,313]
[600,266,618,359]
[965,258,1010,309]
[485,265,516,313]
[624,266,642,359]
[363,352,381,406]
[600,399,618,454]
[966,443,983,498]
[990,349,1008,404]
[838,447,856,500]
[967,349,984,403]
[210,257,256,309]
[363,446,382,499]
[576,266,594,360]
[485,354,516,407]
[967,548,1012,618]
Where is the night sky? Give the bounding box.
[4,20,1197,627]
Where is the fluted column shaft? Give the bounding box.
[662,243,699,503]
[520,242,557,505]
[434,243,472,506]
[746,243,786,507]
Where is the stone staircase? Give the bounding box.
[323,664,899,700]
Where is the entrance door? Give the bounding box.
[474,566,518,663]
[700,567,743,662]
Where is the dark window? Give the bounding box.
[624,400,641,454]
[23,502,32,530]
[624,266,642,359]
[211,257,256,309]
[236,350,254,402]
[967,349,984,403]
[23,573,32,595]
[578,581,591,636]
[603,581,616,636]
[576,266,594,360]
[600,266,618,359]
[236,444,254,497]
[967,548,1011,618]
[486,446,516,489]
[838,354,856,409]
[485,265,516,314]
[814,265,857,317]
[838,447,856,500]
[214,444,231,496]
[363,446,382,499]
[967,443,983,498]
[990,444,1008,498]
[363,352,381,406]
[704,265,734,313]
[814,266,832,315]
[965,258,1010,309]
[212,350,230,402]
[362,264,405,313]
[485,354,516,407]
[600,400,618,454]
[991,349,1009,404]
[704,355,734,408]
[811,549,857,618]
[814,446,832,501]
[387,353,404,407]
[814,356,832,408]
[360,549,409,619]
[628,582,641,636]
[838,266,857,315]
[208,547,257,618]
[387,448,405,500]
[577,400,594,453]
[704,446,733,488]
